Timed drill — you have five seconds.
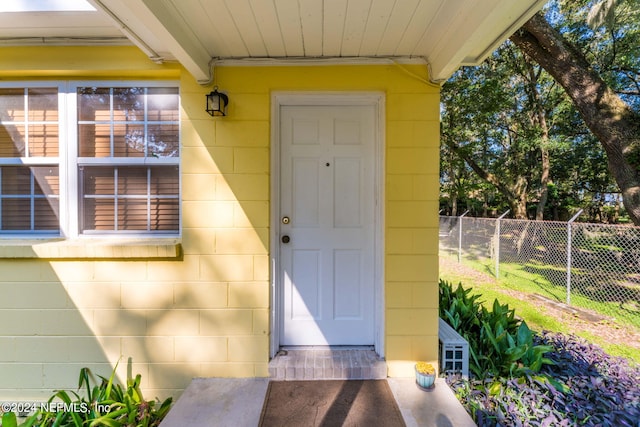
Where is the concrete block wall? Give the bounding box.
[0,46,440,400]
[384,87,441,377]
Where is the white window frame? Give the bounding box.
[0,81,65,237]
[0,80,181,240]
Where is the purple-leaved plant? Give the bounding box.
[447,332,640,426]
[537,332,640,426]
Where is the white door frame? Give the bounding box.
[270,92,385,358]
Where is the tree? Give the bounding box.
[441,44,567,219]
[509,2,640,224]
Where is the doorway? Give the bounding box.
[271,93,384,355]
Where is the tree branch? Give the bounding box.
[510,11,640,225]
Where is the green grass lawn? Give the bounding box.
[440,257,640,364]
[453,256,640,330]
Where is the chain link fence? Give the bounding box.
[440,215,640,329]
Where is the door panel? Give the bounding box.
[334,249,362,319]
[334,157,362,228]
[280,104,375,346]
[291,250,321,319]
[292,158,320,226]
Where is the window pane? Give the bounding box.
[148,124,179,158]
[148,87,179,121]
[1,88,58,159]
[0,88,25,122]
[1,199,30,230]
[0,166,59,232]
[113,124,145,157]
[28,88,58,122]
[81,166,115,231]
[78,87,110,121]
[113,87,144,121]
[28,124,59,157]
[80,166,178,233]
[1,166,30,194]
[117,167,147,195]
[78,86,179,160]
[79,123,111,157]
[82,167,114,195]
[33,166,59,196]
[82,198,115,231]
[150,166,179,195]
[118,199,148,230]
[34,199,59,230]
[0,125,25,157]
[151,199,179,230]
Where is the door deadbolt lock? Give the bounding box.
[281,235,290,244]
[282,216,290,224]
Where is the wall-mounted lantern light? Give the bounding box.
[205,86,229,116]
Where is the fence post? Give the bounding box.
[458,211,469,263]
[495,210,510,279]
[566,209,583,305]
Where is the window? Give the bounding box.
[75,86,180,234]
[0,82,180,238]
[0,87,60,234]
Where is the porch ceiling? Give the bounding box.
[0,0,547,84]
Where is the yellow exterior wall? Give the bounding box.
[0,46,439,400]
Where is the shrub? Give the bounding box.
[439,278,484,333]
[448,374,569,426]
[2,362,172,427]
[439,279,554,378]
[440,279,640,425]
[447,333,640,426]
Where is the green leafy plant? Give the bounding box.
[448,333,640,426]
[439,279,555,378]
[4,361,172,427]
[2,412,20,427]
[439,279,483,333]
[475,319,555,377]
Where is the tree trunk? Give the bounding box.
[536,145,550,220]
[451,192,458,217]
[522,56,552,221]
[513,176,529,219]
[448,152,458,216]
[510,12,640,225]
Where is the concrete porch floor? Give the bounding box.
[159,378,475,427]
[160,348,475,427]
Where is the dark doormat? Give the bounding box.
[258,380,406,427]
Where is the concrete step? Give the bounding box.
[268,347,387,380]
[159,378,269,427]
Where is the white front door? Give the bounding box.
[279,104,376,346]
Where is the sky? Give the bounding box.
[0,0,94,12]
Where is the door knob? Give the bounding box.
[281,235,290,244]
[282,216,290,224]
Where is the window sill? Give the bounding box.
[0,238,182,260]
